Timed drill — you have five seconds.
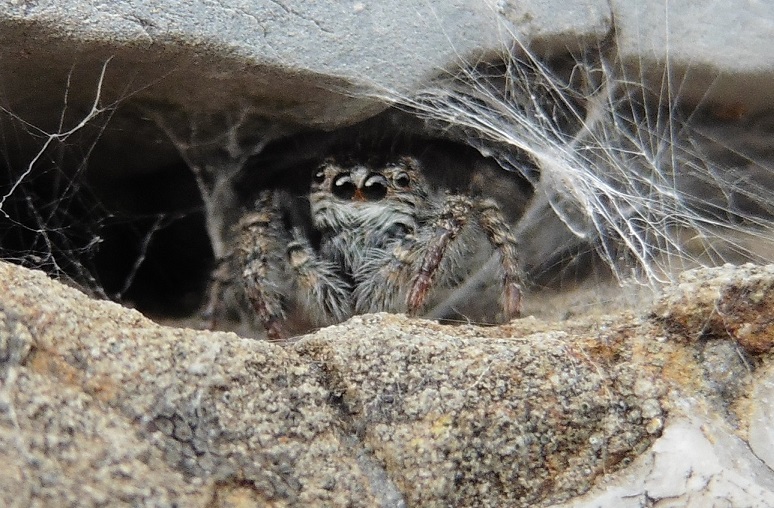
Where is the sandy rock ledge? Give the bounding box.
[1,261,774,506]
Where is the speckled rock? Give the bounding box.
[2,0,773,180]
[0,262,380,506]
[295,316,665,506]
[653,263,774,354]
[3,260,774,506]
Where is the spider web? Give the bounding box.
[0,59,118,294]
[366,21,774,288]
[2,13,773,323]
[0,59,211,314]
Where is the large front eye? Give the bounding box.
[363,173,388,200]
[394,171,410,188]
[332,173,356,199]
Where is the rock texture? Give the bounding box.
[610,0,774,113]
[0,1,541,130]
[2,0,773,175]
[2,2,774,505]
[2,260,774,506]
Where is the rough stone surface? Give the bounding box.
[0,0,504,131]
[2,260,774,506]
[296,317,663,506]
[653,263,774,354]
[559,414,774,507]
[2,0,773,177]
[0,262,382,506]
[611,0,774,113]
[2,2,774,505]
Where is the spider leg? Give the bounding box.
[475,198,523,319]
[237,192,288,340]
[406,194,522,321]
[406,195,472,315]
[202,252,234,330]
[238,192,352,339]
[286,228,352,326]
[353,236,422,314]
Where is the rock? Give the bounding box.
[653,263,774,354]
[295,317,663,506]
[611,0,774,115]
[2,0,772,317]
[749,363,774,472]
[0,0,505,134]
[2,0,772,176]
[496,0,611,52]
[560,414,774,507]
[0,262,382,506]
[2,260,774,505]
[2,3,774,503]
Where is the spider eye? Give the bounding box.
[394,171,410,188]
[363,173,389,200]
[332,173,356,199]
[313,170,326,184]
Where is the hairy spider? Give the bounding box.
[210,153,523,339]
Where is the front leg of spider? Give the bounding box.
[477,198,523,319]
[406,194,472,315]
[284,228,353,327]
[237,192,289,340]
[407,194,523,321]
[238,191,353,340]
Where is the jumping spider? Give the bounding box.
[211,153,523,339]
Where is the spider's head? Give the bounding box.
[310,155,429,232]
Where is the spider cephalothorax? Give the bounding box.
[214,153,523,339]
[309,156,429,275]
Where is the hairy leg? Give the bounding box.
[286,228,352,326]
[203,253,234,330]
[406,194,473,315]
[236,192,289,339]
[352,236,422,314]
[476,198,522,319]
[405,194,522,320]
[238,191,352,339]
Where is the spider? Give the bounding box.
[210,153,523,340]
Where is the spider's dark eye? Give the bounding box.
[313,170,326,184]
[332,173,356,199]
[363,173,388,200]
[394,171,410,188]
